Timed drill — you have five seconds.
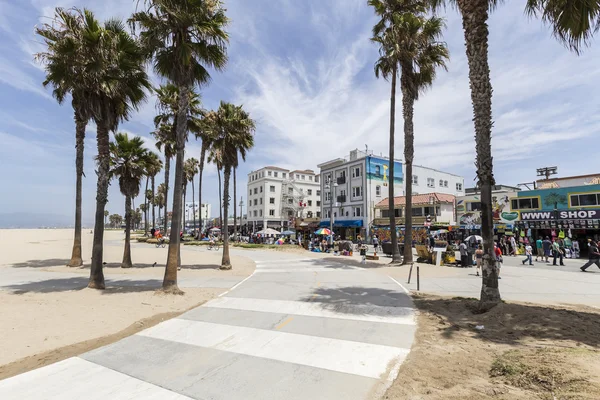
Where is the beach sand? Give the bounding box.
[0,229,255,379]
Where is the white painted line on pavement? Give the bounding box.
[388,276,410,294]
[217,270,256,297]
[138,319,410,379]
[203,297,415,325]
[254,268,362,273]
[255,258,316,265]
[0,357,192,400]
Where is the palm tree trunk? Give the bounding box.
[233,166,237,241]
[89,122,109,289]
[144,176,149,236]
[457,0,500,309]
[221,165,232,269]
[163,84,189,294]
[164,156,170,231]
[401,63,415,265]
[151,176,156,229]
[191,179,196,235]
[218,167,223,234]
[388,64,401,264]
[68,115,86,267]
[122,195,133,268]
[198,144,206,237]
[182,183,186,232]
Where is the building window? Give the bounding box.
[301,175,305,180]
[269,197,275,204]
[375,165,381,176]
[354,207,361,217]
[334,212,337,218]
[274,172,278,177]
[288,187,293,194]
[444,180,448,187]
[259,198,263,205]
[260,186,263,193]
[570,193,600,207]
[248,191,251,198]
[382,209,402,218]
[376,185,381,196]
[288,210,293,217]
[254,188,258,194]
[352,186,362,198]
[456,183,463,191]
[316,190,321,196]
[352,167,361,178]
[412,175,418,185]
[282,173,286,178]
[467,202,482,211]
[269,209,275,216]
[259,210,263,217]
[270,185,275,192]
[268,171,272,176]
[325,192,331,201]
[296,174,300,179]
[253,210,257,217]
[424,206,435,216]
[307,211,313,218]
[308,189,312,195]
[317,201,321,207]
[439,179,444,187]
[427,178,435,188]
[511,198,540,210]
[309,176,313,181]
[308,200,312,206]
[253,199,257,206]
[315,176,319,183]
[316,211,321,218]
[288,198,293,204]
[412,207,424,217]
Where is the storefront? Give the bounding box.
[319,220,364,240]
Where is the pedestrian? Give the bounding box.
[475,244,483,276]
[580,241,600,272]
[572,239,580,259]
[542,236,552,263]
[494,242,503,279]
[373,235,379,253]
[535,237,543,261]
[429,235,435,251]
[552,238,565,266]
[510,235,517,256]
[459,240,468,267]
[522,242,533,265]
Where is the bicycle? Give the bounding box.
[155,238,166,248]
[208,242,220,251]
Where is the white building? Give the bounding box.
[184,202,211,229]
[317,149,465,240]
[246,166,321,231]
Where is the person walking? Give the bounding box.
[522,242,533,266]
[542,236,552,263]
[494,242,503,279]
[535,237,543,261]
[510,235,517,256]
[372,234,379,253]
[459,240,468,267]
[475,244,483,276]
[552,238,565,266]
[580,241,600,272]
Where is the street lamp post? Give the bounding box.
[239,197,244,238]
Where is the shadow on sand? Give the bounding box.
[2,277,162,294]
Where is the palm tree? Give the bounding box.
[110,133,151,268]
[155,188,165,226]
[208,147,224,234]
[110,213,123,228]
[196,110,217,237]
[140,203,148,231]
[153,122,175,236]
[211,102,255,270]
[131,0,229,293]
[430,0,597,309]
[104,210,109,227]
[36,8,97,268]
[144,151,162,233]
[184,158,200,233]
[371,0,449,265]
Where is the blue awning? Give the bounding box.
[319,220,363,228]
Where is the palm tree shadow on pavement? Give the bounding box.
[2,277,162,294]
[9,259,72,269]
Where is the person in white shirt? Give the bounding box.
[522,243,533,266]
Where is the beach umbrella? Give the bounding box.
[276,238,285,245]
[315,228,331,235]
[464,235,483,242]
[281,230,295,235]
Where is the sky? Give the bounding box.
[1,0,599,226]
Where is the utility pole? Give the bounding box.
[536,166,558,181]
[239,197,244,239]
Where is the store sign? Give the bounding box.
[519,220,600,230]
[520,209,600,221]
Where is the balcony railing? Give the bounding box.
[337,195,346,203]
[336,176,346,185]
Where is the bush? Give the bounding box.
[136,237,149,243]
[183,241,212,246]
[147,238,170,244]
[233,243,284,250]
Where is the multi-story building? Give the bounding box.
[536,172,600,189]
[317,149,464,240]
[456,185,521,230]
[246,166,321,232]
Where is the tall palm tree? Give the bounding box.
[36,8,97,268]
[155,187,165,226]
[153,122,175,234]
[430,0,597,309]
[208,147,224,234]
[211,102,255,270]
[196,110,217,236]
[131,0,228,293]
[104,210,109,227]
[144,151,162,233]
[110,134,151,268]
[371,0,449,265]
[184,158,200,233]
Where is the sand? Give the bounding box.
[0,229,255,378]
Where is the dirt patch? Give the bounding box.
[0,301,205,380]
[384,294,600,400]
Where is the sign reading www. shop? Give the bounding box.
[520,209,600,221]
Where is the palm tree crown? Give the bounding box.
[109,133,151,198]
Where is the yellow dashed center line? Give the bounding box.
[275,317,294,330]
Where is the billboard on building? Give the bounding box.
[366,156,403,185]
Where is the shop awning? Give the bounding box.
[319,219,364,228]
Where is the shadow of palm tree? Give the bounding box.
[10,259,72,268]
[2,277,162,294]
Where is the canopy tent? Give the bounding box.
[281,230,295,235]
[256,228,281,236]
[209,227,221,232]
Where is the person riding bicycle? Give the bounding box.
[156,231,165,245]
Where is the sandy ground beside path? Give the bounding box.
[384,294,600,400]
[0,229,255,379]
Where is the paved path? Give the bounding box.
[0,251,415,400]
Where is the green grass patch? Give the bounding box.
[183,241,212,246]
[146,238,170,244]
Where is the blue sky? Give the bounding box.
[1,0,599,226]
